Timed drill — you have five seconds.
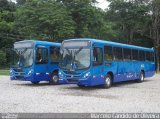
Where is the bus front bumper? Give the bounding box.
[59,77,92,86]
[10,74,34,81]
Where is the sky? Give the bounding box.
[11,0,110,10]
[96,0,110,10]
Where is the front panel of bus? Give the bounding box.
[10,41,35,81]
[59,40,105,86]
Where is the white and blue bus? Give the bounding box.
[10,40,61,84]
[59,38,156,88]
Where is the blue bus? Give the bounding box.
[10,40,61,84]
[59,38,156,88]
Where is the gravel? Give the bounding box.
[0,74,160,113]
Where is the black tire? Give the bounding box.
[77,84,85,88]
[31,81,40,84]
[49,72,59,85]
[137,72,144,83]
[103,74,112,89]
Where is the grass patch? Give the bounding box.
[0,69,9,75]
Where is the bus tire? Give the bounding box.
[49,72,59,85]
[137,72,144,83]
[31,81,40,84]
[104,74,112,89]
[77,84,85,88]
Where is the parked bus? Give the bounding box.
[10,40,61,84]
[59,38,156,88]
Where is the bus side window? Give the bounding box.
[145,51,151,62]
[113,47,123,61]
[36,48,48,64]
[93,47,103,66]
[151,52,155,62]
[104,46,113,61]
[139,50,145,61]
[132,49,138,61]
[123,48,131,61]
[50,46,61,61]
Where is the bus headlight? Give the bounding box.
[10,69,13,76]
[28,69,33,75]
[58,71,64,78]
[83,72,91,79]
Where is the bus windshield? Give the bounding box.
[12,48,34,68]
[60,47,90,70]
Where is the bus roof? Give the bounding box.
[15,40,60,47]
[64,38,154,51]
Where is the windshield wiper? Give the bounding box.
[75,47,83,55]
[72,47,84,69]
[16,48,27,67]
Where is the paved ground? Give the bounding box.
[0,74,160,113]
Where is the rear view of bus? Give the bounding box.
[59,38,156,88]
[10,40,61,84]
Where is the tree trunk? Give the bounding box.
[152,0,160,72]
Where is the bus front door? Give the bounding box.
[92,46,104,85]
[34,47,50,82]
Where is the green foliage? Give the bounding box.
[16,0,27,5]
[57,0,117,40]
[0,69,9,75]
[15,0,75,41]
[106,0,152,46]
[0,0,159,67]
[0,51,7,66]
[0,0,16,49]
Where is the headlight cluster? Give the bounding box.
[58,71,64,78]
[83,72,91,79]
[28,69,34,75]
[10,69,13,76]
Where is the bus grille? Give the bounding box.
[64,71,81,75]
[66,75,80,78]
[13,69,23,72]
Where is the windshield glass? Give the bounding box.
[60,47,90,70]
[12,48,34,68]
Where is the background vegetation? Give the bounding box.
[0,0,160,70]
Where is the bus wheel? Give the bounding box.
[31,81,40,84]
[49,72,59,85]
[137,72,144,83]
[77,84,85,88]
[104,74,112,89]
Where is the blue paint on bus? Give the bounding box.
[10,40,61,84]
[59,38,155,87]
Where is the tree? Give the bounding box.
[0,50,6,67]
[15,0,75,41]
[57,0,116,40]
[57,0,97,38]
[0,0,16,48]
[16,0,27,5]
[151,0,160,71]
[106,0,152,45]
